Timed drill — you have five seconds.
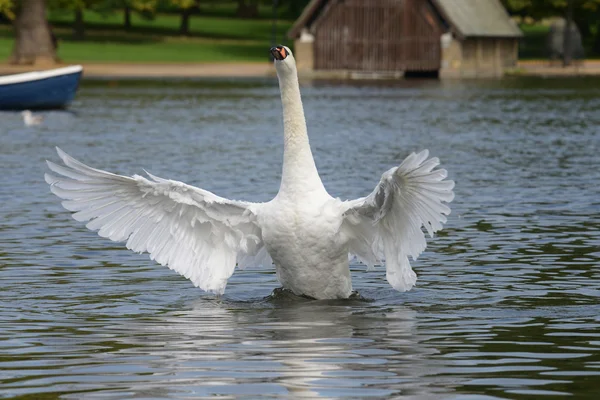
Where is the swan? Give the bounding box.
[22,110,43,126]
[45,45,454,300]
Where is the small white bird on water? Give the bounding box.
[45,46,454,300]
[22,110,43,126]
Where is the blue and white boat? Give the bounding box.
[0,65,83,110]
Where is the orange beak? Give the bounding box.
[270,46,288,61]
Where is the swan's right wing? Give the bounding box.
[341,150,454,291]
[45,147,271,295]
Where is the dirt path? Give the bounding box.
[2,60,600,79]
[0,62,275,79]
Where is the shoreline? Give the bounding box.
[508,60,600,77]
[2,60,600,79]
[0,62,276,79]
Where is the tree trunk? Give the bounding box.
[9,0,57,65]
[180,7,191,35]
[236,0,245,17]
[236,0,258,18]
[124,6,131,30]
[594,27,600,57]
[563,0,573,66]
[73,8,85,40]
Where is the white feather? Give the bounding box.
[46,147,271,295]
[342,150,455,291]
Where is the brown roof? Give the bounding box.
[287,0,522,39]
[287,0,327,39]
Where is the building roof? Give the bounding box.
[433,0,522,38]
[287,0,327,39]
[288,0,522,39]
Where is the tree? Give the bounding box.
[236,0,258,18]
[501,0,600,57]
[124,2,131,29]
[564,0,574,65]
[0,0,15,20]
[82,0,158,30]
[284,0,311,20]
[74,7,84,38]
[120,0,158,29]
[170,0,198,36]
[10,0,58,65]
[48,0,102,40]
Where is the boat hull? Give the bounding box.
[0,66,82,110]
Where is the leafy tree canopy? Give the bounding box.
[501,0,600,19]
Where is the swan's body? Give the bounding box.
[46,46,454,300]
[22,110,43,126]
[260,195,353,299]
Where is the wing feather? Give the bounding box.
[342,150,454,292]
[45,147,271,294]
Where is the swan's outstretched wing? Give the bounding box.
[45,147,271,295]
[341,150,454,291]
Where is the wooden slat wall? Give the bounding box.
[314,0,442,72]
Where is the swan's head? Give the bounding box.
[270,45,296,77]
[21,110,32,117]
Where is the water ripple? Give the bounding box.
[1,78,599,398]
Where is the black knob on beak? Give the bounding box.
[270,46,288,61]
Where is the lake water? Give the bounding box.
[1,77,599,399]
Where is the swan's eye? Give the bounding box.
[270,46,288,61]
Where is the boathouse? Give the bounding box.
[287,0,523,78]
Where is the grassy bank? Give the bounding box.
[0,9,293,63]
[518,24,549,59]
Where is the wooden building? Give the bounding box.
[287,0,523,78]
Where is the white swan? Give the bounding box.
[45,46,454,300]
[22,110,43,126]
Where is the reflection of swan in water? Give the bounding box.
[97,297,448,398]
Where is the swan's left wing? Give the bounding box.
[45,147,271,295]
[341,150,454,291]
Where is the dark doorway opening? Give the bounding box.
[404,70,439,79]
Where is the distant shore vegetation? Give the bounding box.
[0,1,305,63]
[0,1,599,64]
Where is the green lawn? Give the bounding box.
[519,24,550,59]
[47,10,292,42]
[0,37,9,60]
[58,40,275,63]
[0,9,293,63]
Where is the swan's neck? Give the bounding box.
[278,72,325,198]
